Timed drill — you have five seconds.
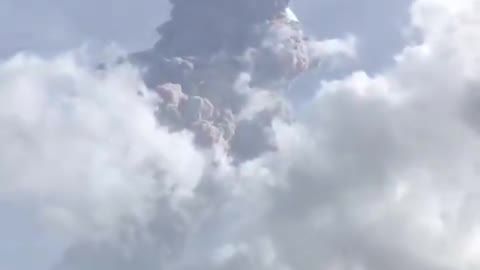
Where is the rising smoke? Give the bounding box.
[126,0,354,161]
[51,1,354,268]
[1,0,480,270]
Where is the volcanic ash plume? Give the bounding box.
[127,0,351,160]
[7,0,480,269]
[51,1,354,269]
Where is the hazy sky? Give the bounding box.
[0,0,170,58]
[4,1,480,270]
[0,0,411,69]
[0,1,409,269]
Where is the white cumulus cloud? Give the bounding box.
[2,1,480,270]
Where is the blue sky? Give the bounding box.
[0,0,411,69]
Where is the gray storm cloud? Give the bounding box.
[1,0,480,270]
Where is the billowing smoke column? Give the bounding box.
[6,0,480,269]
[53,1,350,269]
[128,0,316,160]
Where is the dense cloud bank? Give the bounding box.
[1,0,480,269]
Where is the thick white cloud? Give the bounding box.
[0,50,207,269]
[252,0,480,269]
[2,0,480,270]
[163,0,480,269]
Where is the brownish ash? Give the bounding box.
[128,0,320,161]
